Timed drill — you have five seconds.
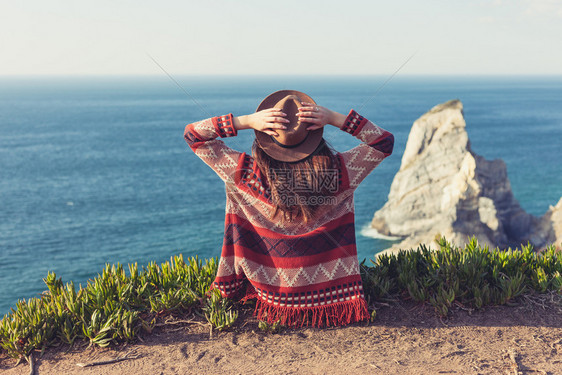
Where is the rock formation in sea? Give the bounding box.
[370,99,562,255]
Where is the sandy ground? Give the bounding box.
[1,292,561,375]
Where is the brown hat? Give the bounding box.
[254,90,324,162]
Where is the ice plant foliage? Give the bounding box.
[0,255,222,360]
[1,238,561,362]
[361,237,562,316]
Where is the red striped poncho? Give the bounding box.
[184,109,394,327]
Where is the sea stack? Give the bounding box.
[371,99,561,255]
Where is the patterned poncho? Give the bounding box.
[184,110,394,327]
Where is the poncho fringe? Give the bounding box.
[248,292,371,328]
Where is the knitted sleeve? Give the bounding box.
[339,109,394,190]
[184,114,241,185]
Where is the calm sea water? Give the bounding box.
[1,75,561,315]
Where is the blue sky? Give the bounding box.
[1,0,561,75]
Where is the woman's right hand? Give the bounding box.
[237,108,289,136]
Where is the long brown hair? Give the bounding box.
[252,138,340,224]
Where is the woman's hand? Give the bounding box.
[234,108,289,136]
[297,103,344,130]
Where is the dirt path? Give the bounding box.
[2,293,561,374]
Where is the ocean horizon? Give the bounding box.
[1,75,561,315]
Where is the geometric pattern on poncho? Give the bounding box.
[184,108,394,327]
[222,221,355,257]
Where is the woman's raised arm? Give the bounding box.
[184,114,242,185]
[184,109,293,185]
[232,108,290,136]
[296,104,394,190]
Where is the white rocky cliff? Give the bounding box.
[370,99,562,254]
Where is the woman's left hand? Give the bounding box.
[297,103,335,130]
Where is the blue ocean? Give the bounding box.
[1,75,561,315]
